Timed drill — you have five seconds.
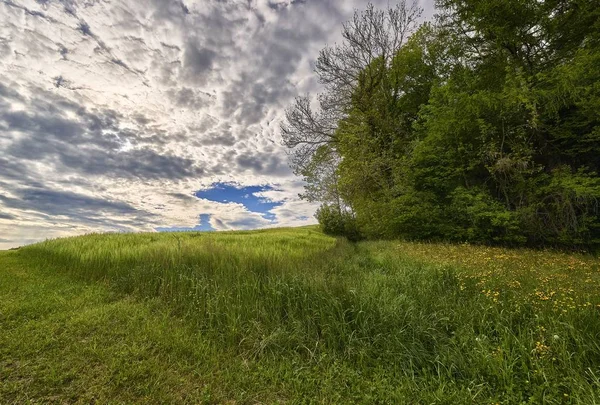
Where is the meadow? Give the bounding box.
[1,227,600,404]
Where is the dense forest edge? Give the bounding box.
[282,0,600,249]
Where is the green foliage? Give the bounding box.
[3,229,600,403]
[449,186,525,244]
[303,1,600,249]
[299,145,341,205]
[315,204,361,241]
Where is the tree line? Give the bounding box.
[282,0,600,248]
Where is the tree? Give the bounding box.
[281,2,422,238]
[284,0,600,248]
[281,1,422,193]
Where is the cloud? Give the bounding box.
[0,188,137,214]
[227,215,272,229]
[1,85,204,181]
[156,213,214,232]
[184,42,216,76]
[169,87,214,110]
[236,152,292,177]
[0,0,435,248]
[197,131,236,146]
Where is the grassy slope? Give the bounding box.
[1,227,600,404]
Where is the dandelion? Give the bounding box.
[533,341,550,356]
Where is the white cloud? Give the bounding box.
[0,0,435,249]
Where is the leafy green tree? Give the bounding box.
[284,0,600,248]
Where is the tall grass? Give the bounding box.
[14,227,600,403]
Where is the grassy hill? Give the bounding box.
[1,227,600,404]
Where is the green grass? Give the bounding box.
[2,226,600,403]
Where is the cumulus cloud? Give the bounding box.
[0,0,435,249]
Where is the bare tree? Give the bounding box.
[315,1,422,108]
[281,1,422,179]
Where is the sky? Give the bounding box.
[0,0,434,250]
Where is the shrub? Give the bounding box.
[315,204,362,241]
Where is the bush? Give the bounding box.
[449,187,526,245]
[315,204,362,241]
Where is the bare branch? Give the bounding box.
[281,1,423,176]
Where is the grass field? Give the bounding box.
[1,227,600,404]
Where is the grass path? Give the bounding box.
[1,228,600,403]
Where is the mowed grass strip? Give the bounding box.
[1,227,600,404]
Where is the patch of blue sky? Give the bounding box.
[195,182,283,221]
